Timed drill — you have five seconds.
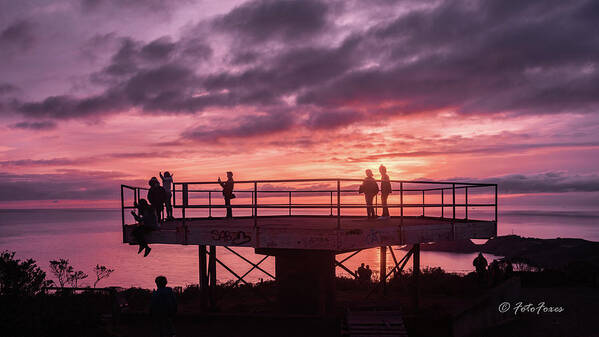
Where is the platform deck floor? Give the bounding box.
[153,215,486,230]
[123,215,496,251]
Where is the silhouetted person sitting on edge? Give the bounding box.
[160,171,174,220]
[151,276,177,337]
[378,165,392,220]
[148,177,167,221]
[131,199,158,257]
[218,171,235,218]
[473,252,488,281]
[359,169,379,218]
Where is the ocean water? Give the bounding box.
[0,208,597,289]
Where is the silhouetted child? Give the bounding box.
[151,276,177,337]
[148,177,167,221]
[218,171,235,218]
[378,165,392,219]
[359,169,379,218]
[131,199,158,257]
[160,171,174,220]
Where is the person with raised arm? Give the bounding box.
[218,171,235,218]
[160,171,174,220]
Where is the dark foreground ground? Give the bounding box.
[2,235,599,337]
[2,266,599,337]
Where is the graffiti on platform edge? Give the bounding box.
[211,230,252,245]
[366,229,381,244]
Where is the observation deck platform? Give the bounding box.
[120,178,498,314]
[121,178,498,251]
[123,215,496,251]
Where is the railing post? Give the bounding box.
[452,184,456,221]
[120,185,125,227]
[172,183,176,208]
[254,182,258,228]
[400,182,404,226]
[183,183,188,244]
[288,191,292,216]
[208,191,212,218]
[337,179,341,229]
[494,184,498,228]
[441,189,444,219]
[465,187,468,220]
[330,191,333,216]
[422,190,425,217]
[182,183,188,220]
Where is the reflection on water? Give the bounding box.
[0,208,597,289]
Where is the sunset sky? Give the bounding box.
[1,0,599,209]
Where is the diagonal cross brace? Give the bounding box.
[232,255,270,288]
[206,248,273,304]
[335,249,363,279]
[224,246,276,280]
[366,246,414,299]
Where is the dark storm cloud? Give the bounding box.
[0,83,19,95]
[17,90,127,119]
[462,172,599,194]
[305,109,364,130]
[11,121,57,130]
[140,37,176,62]
[183,111,296,142]
[299,0,599,116]
[80,0,189,13]
[0,170,124,201]
[213,0,330,43]
[6,0,599,134]
[0,19,35,50]
[348,141,599,161]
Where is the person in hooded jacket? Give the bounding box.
[147,177,167,221]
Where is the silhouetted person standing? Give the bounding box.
[148,177,167,221]
[359,169,379,218]
[218,171,235,218]
[357,263,366,281]
[151,276,177,337]
[365,265,373,282]
[131,199,158,257]
[473,252,488,281]
[378,165,392,219]
[160,171,174,220]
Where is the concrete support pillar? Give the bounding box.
[413,243,420,309]
[208,245,216,308]
[380,246,387,294]
[257,248,335,315]
[198,245,208,310]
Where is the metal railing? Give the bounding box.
[121,179,497,230]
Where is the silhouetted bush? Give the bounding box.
[0,250,48,296]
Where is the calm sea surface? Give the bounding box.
[1,208,597,289]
